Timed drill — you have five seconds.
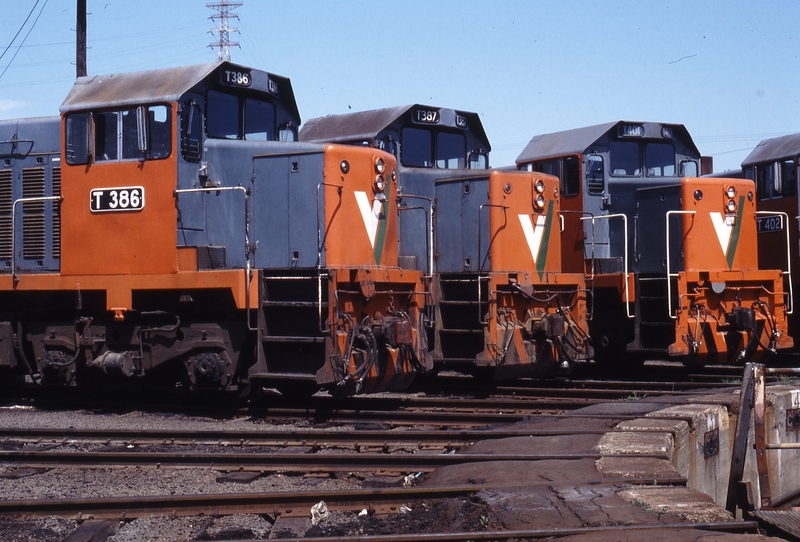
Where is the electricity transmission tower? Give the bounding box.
[207,0,242,62]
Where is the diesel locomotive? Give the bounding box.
[516,121,793,365]
[717,132,800,349]
[301,106,593,377]
[0,62,432,395]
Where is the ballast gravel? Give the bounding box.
[0,404,382,541]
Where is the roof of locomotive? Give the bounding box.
[515,121,699,164]
[60,61,300,121]
[742,132,800,166]
[299,104,490,150]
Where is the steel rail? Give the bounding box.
[0,450,670,471]
[0,426,676,446]
[0,477,687,519]
[295,521,760,542]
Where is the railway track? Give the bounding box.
[0,366,779,540]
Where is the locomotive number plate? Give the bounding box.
[90,186,144,213]
[221,69,252,87]
[756,215,783,233]
[413,109,439,124]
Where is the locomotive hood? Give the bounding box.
[300,104,489,151]
[515,120,699,164]
[59,61,300,123]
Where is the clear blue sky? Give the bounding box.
[1,0,798,171]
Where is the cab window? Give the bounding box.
[563,155,580,195]
[645,143,675,176]
[181,101,203,161]
[90,105,171,163]
[586,154,604,195]
[436,132,465,169]
[207,90,239,139]
[401,127,432,167]
[244,98,275,141]
[758,160,797,200]
[469,151,488,169]
[610,141,640,176]
[65,112,90,165]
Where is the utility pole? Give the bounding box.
[207,0,242,62]
[76,0,87,77]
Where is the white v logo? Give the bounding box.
[355,191,382,248]
[519,214,547,263]
[709,212,733,256]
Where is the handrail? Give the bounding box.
[756,211,792,314]
[665,210,695,319]
[580,214,631,318]
[175,186,254,329]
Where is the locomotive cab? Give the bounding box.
[0,62,431,395]
[301,105,490,273]
[516,121,791,365]
[301,105,592,378]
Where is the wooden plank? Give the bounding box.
[753,363,771,508]
[726,362,756,513]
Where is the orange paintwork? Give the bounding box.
[319,267,433,392]
[476,170,592,374]
[487,170,560,277]
[681,177,759,272]
[669,178,793,360]
[60,105,179,277]
[4,270,258,312]
[322,145,398,268]
[668,268,793,359]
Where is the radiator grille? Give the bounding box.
[22,167,45,260]
[0,170,11,260]
[52,167,60,259]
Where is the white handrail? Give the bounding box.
[757,211,792,315]
[665,210,695,319]
[580,213,631,318]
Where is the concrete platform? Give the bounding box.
[417,383,800,540]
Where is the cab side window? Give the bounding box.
[181,101,203,162]
[66,105,172,164]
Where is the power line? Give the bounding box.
[0,0,42,63]
[0,0,49,82]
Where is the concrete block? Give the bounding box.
[614,418,691,475]
[645,404,730,506]
[741,385,800,507]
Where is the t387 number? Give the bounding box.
[90,186,144,212]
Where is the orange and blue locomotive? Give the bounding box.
[517,121,792,365]
[0,62,431,394]
[301,106,592,377]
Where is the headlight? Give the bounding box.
[726,199,736,213]
[534,179,545,194]
[726,186,736,198]
[374,175,385,192]
[535,194,545,209]
[375,157,385,174]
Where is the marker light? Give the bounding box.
[694,190,703,201]
[726,199,736,213]
[534,179,545,194]
[726,186,736,199]
[391,168,397,181]
[375,157,385,174]
[340,160,350,174]
[535,194,546,209]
